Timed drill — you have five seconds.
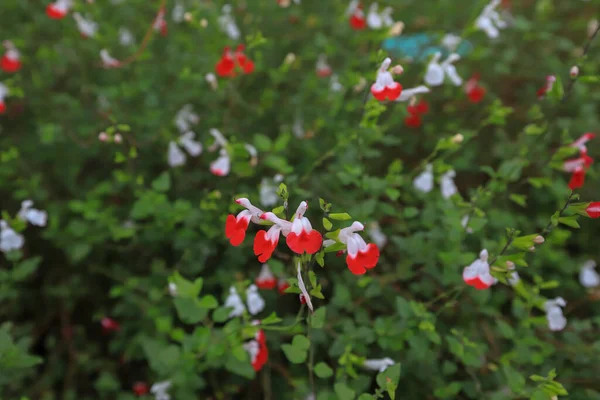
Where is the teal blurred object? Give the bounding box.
[382,33,473,62]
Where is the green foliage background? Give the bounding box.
[1,0,600,399]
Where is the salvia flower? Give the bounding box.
[537,75,556,99]
[585,202,600,218]
[174,104,200,133]
[17,200,48,227]
[0,220,24,253]
[246,284,265,315]
[119,27,135,46]
[277,277,290,295]
[0,82,8,114]
[475,0,507,39]
[297,262,314,312]
[563,133,595,189]
[394,85,430,102]
[371,58,403,101]
[1,41,22,73]
[286,201,323,255]
[256,264,278,289]
[366,3,383,29]
[215,45,254,77]
[218,5,241,40]
[316,54,332,78]
[101,317,121,333]
[405,99,429,128]
[347,1,367,30]
[338,222,380,275]
[100,49,120,68]
[579,260,599,288]
[465,74,486,103]
[363,357,395,372]
[224,286,246,318]
[210,148,231,176]
[255,212,292,262]
[441,33,462,52]
[463,249,494,290]
[153,7,168,36]
[47,0,72,20]
[570,132,595,154]
[172,2,185,23]
[413,164,434,193]
[424,52,462,87]
[150,381,172,400]
[73,13,98,38]
[132,382,149,396]
[440,170,458,199]
[167,131,203,167]
[167,141,186,167]
[244,322,268,371]
[544,297,567,331]
[226,198,264,246]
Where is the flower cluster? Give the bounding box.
[215,45,255,78]
[404,100,429,128]
[0,200,48,253]
[224,285,265,318]
[347,1,394,31]
[413,165,458,199]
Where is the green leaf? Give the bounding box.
[314,362,333,378]
[310,307,327,329]
[174,298,208,324]
[151,172,171,192]
[261,312,283,325]
[323,218,333,231]
[169,272,203,298]
[558,216,580,228]
[509,194,527,207]
[329,213,352,221]
[198,295,218,309]
[281,344,307,364]
[334,383,356,400]
[376,363,401,400]
[578,75,600,83]
[292,334,311,350]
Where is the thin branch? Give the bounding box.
[561,24,600,103]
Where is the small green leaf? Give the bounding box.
[323,218,333,231]
[261,312,283,325]
[334,383,356,400]
[558,215,580,228]
[310,307,326,329]
[329,213,352,221]
[314,362,333,378]
[151,172,171,192]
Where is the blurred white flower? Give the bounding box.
[363,357,395,372]
[179,131,203,156]
[579,260,600,288]
[167,141,186,167]
[150,380,172,400]
[0,220,24,253]
[544,297,567,331]
[225,286,245,318]
[218,5,240,40]
[413,164,434,193]
[395,85,430,102]
[246,284,265,315]
[260,174,284,207]
[440,170,458,199]
[100,49,120,68]
[119,27,135,46]
[367,3,382,29]
[475,0,507,39]
[73,13,98,38]
[368,222,387,249]
[174,104,200,133]
[424,52,462,87]
[18,200,48,227]
[210,149,231,176]
[441,33,462,51]
[172,1,185,23]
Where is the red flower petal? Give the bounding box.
[404,114,422,128]
[350,15,366,30]
[0,102,5,114]
[225,214,249,246]
[216,57,235,77]
[1,56,21,73]
[468,86,486,103]
[277,280,290,295]
[386,82,402,101]
[568,167,586,190]
[286,230,323,254]
[346,244,379,275]
[256,277,277,290]
[415,100,429,115]
[586,202,600,218]
[464,276,491,290]
[133,382,149,396]
[253,230,278,263]
[371,85,387,101]
[46,4,67,19]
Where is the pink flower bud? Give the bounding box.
[506,261,515,268]
[114,133,123,143]
[98,132,108,142]
[533,235,545,244]
[528,246,536,252]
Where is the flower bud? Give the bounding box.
[114,133,123,143]
[506,261,515,268]
[389,21,405,36]
[98,132,108,142]
[451,133,464,144]
[528,246,536,252]
[183,12,193,22]
[391,65,404,75]
[533,235,545,244]
[284,52,296,64]
[205,73,218,90]
[570,65,579,77]
[200,18,208,28]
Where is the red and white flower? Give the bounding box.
[46,0,72,20]
[153,7,168,36]
[405,99,429,128]
[347,1,367,30]
[255,212,292,262]
[244,322,268,371]
[286,201,323,255]
[255,264,278,290]
[316,54,332,78]
[0,82,9,114]
[570,132,595,154]
[586,202,600,218]
[226,198,264,246]
[73,13,98,38]
[465,74,486,103]
[1,41,21,73]
[462,249,494,290]
[537,75,556,99]
[338,222,380,275]
[563,133,595,190]
[277,277,290,294]
[371,58,403,101]
[210,149,231,176]
[100,49,121,68]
